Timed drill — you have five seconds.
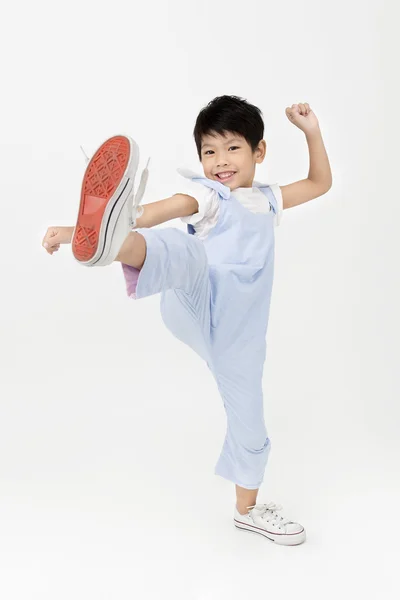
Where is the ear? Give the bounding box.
[255,140,266,164]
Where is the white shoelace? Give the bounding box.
[80,144,150,230]
[129,157,150,229]
[246,502,292,526]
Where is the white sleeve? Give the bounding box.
[268,184,283,226]
[176,178,220,226]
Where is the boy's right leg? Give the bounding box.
[115,231,146,269]
[70,132,212,352]
[71,134,196,269]
[118,226,209,302]
[118,226,212,363]
[72,135,142,268]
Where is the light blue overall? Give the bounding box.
[121,174,279,489]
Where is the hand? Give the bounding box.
[285,103,320,134]
[42,226,74,255]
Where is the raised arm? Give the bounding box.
[280,103,332,210]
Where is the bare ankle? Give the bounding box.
[115,231,146,268]
[235,484,258,516]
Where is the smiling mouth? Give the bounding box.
[216,171,236,181]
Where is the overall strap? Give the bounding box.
[253,181,279,218]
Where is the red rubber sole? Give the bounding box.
[72,135,131,262]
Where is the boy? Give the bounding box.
[42,95,332,546]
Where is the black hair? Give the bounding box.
[193,95,264,161]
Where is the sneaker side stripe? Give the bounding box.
[234,518,304,536]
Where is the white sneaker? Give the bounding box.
[234,502,306,546]
[72,135,150,267]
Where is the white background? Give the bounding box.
[0,0,398,598]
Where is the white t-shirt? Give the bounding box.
[175,169,283,240]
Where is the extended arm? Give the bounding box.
[135,194,199,228]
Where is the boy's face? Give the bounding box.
[200,131,266,189]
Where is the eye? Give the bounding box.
[204,146,239,156]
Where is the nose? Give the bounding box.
[216,153,229,167]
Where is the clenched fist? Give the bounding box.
[42,226,75,255]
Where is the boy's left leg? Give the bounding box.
[213,354,267,516]
[212,358,272,494]
[214,360,306,545]
[236,485,259,515]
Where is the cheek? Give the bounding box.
[241,158,253,171]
